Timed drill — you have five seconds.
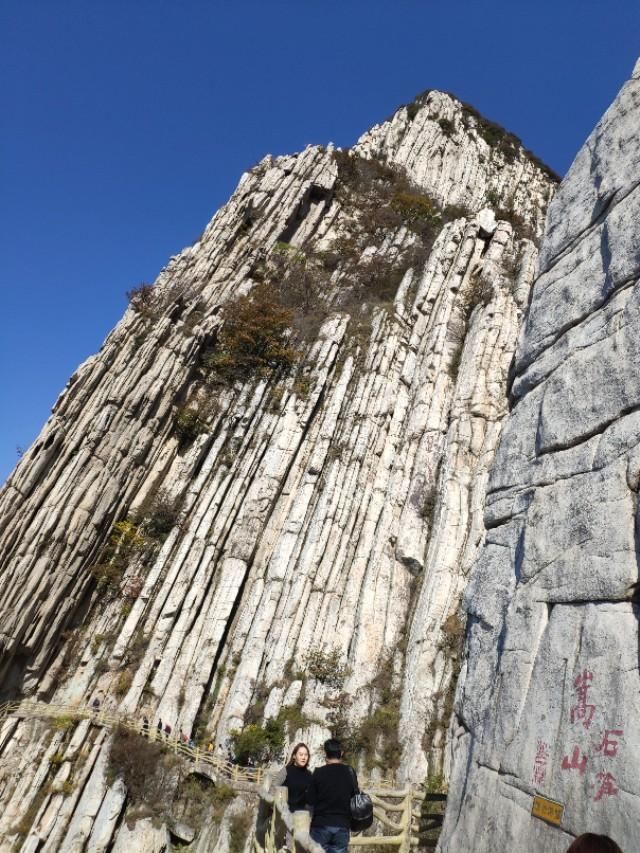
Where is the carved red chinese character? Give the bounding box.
[534,739,550,761]
[532,739,550,785]
[561,746,587,775]
[595,729,623,758]
[594,771,619,801]
[532,764,546,784]
[570,670,596,730]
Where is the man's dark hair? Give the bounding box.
[324,738,343,759]
[567,834,623,853]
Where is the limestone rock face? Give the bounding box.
[0,90,555,848]
[438,61,640,852]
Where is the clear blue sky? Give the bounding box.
[2,0,639,484]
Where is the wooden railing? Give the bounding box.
[253,784,423,851]
[253,786,421,853]
[351,785,418,850]
[0,700,265,785]
[0,700,434,849]
[253,785,324,852]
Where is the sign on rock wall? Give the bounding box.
[531,795,564,827]
[501,604,638,842]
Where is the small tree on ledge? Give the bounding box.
[205,284,299,380]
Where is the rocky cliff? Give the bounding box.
[438,60,640,852]
[0,89,555,850]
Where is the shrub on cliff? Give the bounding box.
[126,283,156,317]
[400,89,432,122]
[438,117,455,136]
[333,150,399,197]
[113,669,133,697]
[88,519,147,596]
[457,100,520,164]
[270,242,319,313]
[205,284,298,380]
[493,205,536,242]
[88,497,184,602]
[135,488,184,541]
[440,612,465,657]
[391,191,440,230]
[89,561,125,592]
[172,405,208,446]
[303,647,351,690]
[173,775,235,825]
[266,243,330,340]
[229,715,285,765]
[355,703,401,771]
[332,150,460,308]
[107,726,179,817]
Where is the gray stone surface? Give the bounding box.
[170,820,195,843]
[438,58,640,852]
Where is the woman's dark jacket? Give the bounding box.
[283,764,312,811]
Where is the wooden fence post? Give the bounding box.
[402,787,412,852]
[292,810,311,832]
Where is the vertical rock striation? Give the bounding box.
[0,90,555,848]
[438,59,640,852]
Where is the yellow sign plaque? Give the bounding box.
[531,795,564,826]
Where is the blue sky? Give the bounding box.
[2,0,639,484]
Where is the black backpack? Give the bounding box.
[348,767,374,832]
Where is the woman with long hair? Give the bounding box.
[273,742,313,812]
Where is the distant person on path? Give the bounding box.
[142,716,150,737]
[164,722,172,739]
[307,738,357,853]
[567,835,623,853]
[273,742,313,812]
[156,719,162,740]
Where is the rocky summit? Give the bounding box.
[0,60,637,853]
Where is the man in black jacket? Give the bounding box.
[307,738,357,853]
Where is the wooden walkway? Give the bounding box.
[0,699,268,784]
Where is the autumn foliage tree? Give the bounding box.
[206,284,298,379]
[107,726,179,818]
